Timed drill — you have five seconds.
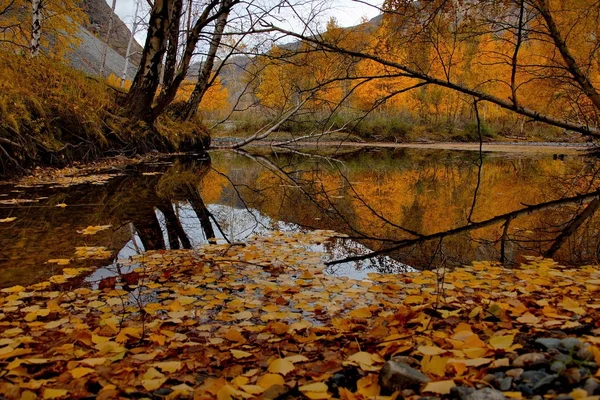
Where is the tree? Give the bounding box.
[0,0,85,57]
[261,0,600,140]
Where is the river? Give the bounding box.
[1,146,599,288]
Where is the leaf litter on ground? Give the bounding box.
[0,230,598,399]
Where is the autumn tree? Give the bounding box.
[0,0,85,57]
[259,0,600,140]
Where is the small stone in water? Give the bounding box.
[561,367,582,385]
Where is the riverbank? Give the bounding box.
[0,54,209,178]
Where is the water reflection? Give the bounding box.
[0,147,599,288]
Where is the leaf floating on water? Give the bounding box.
[0,217,16,223]
[55,203,67,208]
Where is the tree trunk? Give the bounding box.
[121,1,140,87]
[161,0,183,89]
[124,0,172,123]
[150,0,223,121]
[100,0,118,77]
[30,0,41,57]
[181,3,230,121]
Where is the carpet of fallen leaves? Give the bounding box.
[1,230,599,399]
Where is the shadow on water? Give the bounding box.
[1,147,600,287]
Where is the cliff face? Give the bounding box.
[81,0,143,66]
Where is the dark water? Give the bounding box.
[1,147,599,288]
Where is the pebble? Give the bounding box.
[506,368,524,379]
[551,360,566,373]
[497,377,513,391]
[464,388,506,400]
[262,384,288,399]
[379,360,430,392]
[532,373,559,392]
[521,370,549,385]
[559,338,582,352]
[561,367,583,384]
[583,377,600,395]
[512,353,547,368]
[536,338,561,350]
[554,395,573,400]
[153,388,174,396]
[577,343,594,361]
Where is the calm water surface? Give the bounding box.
[1,147,599,288]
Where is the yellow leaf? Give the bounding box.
[418,345,446,355]
[143,378,167,391]
[225,328,246,343]
[80,357,106,366]
[268,358,295,375]
[56,203,67,208]
[422,380,456,394]
[299,382,328,392]
[240,384,265,395]
[257,373,284,388]
[70,367,94,379]
[230,350,253,359]
[349,307,372,318]
[284,354,309,363]
[421,355,449,377]
[489,334,515,350]
[43,389,69,399]
[517,313,539,324]
[0,217,16,223]
[152,361,182,373]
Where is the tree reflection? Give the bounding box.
[204,148,600,270]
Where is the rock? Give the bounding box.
[506,368,524,379]
[561,367,582,384]
[531,396,544,400]
[328,366,361,394]
[512,353,547,368]
[464,388,506,400]
[521,370,550,385]
[497,377,513,391]
[153,388,174,396]
[402,389,416,397]
[517,384,534,397]
[450,386,475,399]
[553,353,572,365]
[553,395,573,400]
[418,397,441,400]
[583,377,600,395]
[536,338,561,350]
[559,338,582,352]
[379,360,430,392]
[577,343,594,361]
[482,374,496,384]
[551,360,566,373]
[532,374,559,392]
[262,384,288,399]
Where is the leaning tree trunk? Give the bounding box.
[124,0,172,123]
[30,0,41,57]
[181,4,230,121]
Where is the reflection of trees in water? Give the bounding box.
[209,148,600,270]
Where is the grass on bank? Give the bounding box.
[0,53,209,177]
